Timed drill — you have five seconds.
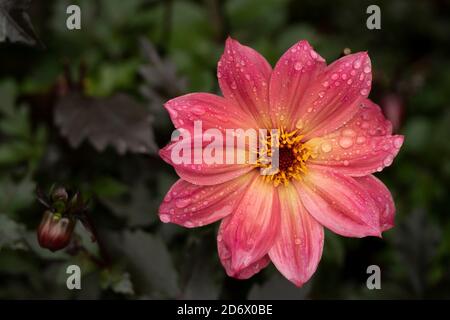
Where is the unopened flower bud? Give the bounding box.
[37,210,75,252]
[52,187,68,202]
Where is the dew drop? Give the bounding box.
[383,155,393,166]
[295,119,304,130]
[231,81,237,90]
[321,142,332,153]
[318,91,325,98]
[294,62,303,71]
[343,160,349,166]
[364,66,371,73]
[175,198,191,208]
[353,59,362,69]
[160,214,171,223]
[360,88,369,96]
[342,128,357,137]
[394,137,403,148]
[310,50,318,59]
[331,73,339,80]
[192,107,206,116]
[356,136,366,144]
[339,136,354,149]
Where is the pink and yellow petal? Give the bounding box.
[217,176,280,278]
[306,99,404,176]
[269,185,324,287]
[294,52,372,139]
[159,171,259,228]
[297,166,381,238]
[354,175,396,231]
[218,37,272,127]
[269,40,326,128]
[218,226,271,279]
[165,92,258,131]
[159,136,254,186]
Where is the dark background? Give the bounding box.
[0,0,449,299]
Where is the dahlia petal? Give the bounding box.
[294,52,373,139]
[268,185,324,287]
[159,139,253,186]
[306,99,404,176]
[354,175,395,232]
[165,93,258,131]
[218,37,272,127]
[217,177,280,277]
[269,40,326,128]
[159,172,258,228]
[297,166,381,237]
[218,224,271,279]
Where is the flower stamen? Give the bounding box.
[257,128,311,187]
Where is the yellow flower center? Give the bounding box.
[257,128,311,187]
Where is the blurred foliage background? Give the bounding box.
[0,0,449,299]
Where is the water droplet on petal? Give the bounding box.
[360,88,369,96]
[339,136,354,149]
[175,198,191,208]
[342,128,357,137]
[310,50,318,59]
[295,119,304,130]
[294,62,303,71]
[192,107,205,116]
[361,121,370,129]
[383,155,393,166]
[331,73,339,80]
[394,137,403,148]
[231,82,237,89]
[160,214,171,223]
[356,136,366,144]
[343,160,349,166]
[321,142,332,153]
[364,66,371,73]
[353,59,362,69]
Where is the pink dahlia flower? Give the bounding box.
[159,38,404,286]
